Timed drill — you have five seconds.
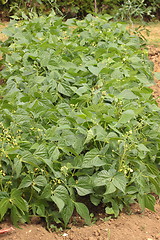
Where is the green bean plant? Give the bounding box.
[0,12,159,229]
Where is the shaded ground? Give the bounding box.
[0,21,160,240]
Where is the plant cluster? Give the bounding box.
[115,0,160,23]
[0,0,160,20]
[0,13,160,228]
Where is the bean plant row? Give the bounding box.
[0,12,160,228]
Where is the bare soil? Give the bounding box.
[0,21,160,240]
[149,45,160,106]
[0,202,159,240]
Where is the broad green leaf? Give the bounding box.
[37,204,46,217]
[50,147,60,161]
[118,89,138,99]
[90,195,101,206]
[88,66,100,76]
[13,158,22,178]
[126,186,138,194]
[40,184,51,199]
[105,207,114,215]
[94,169,116,187]
[82,149,105,168]
[12,196,28,213]
[11,189,28,212]
[51,195,65,212]
[75,185,93,196]
[118,110,136,124]
[11,205,21,227]
[74,202,91,225]
[144,194,156,212]
[54,185,69,203]
[61,200,74,227]
[138,194,156,212]
[84,129,94,144]
[33,144,48,158]
[32,185,41,193]
[34,175,48,187]
[0,198,11,220]
[112,200,120,217]
[58,83,70,96]
[112,173,127,193]
[138,144,150,152]
[18,176,32,189]
[105,182,116,194]
[149,178,160,195]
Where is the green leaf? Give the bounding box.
[112,200,120,217]
[13,158,22,178]
[51,195,65,212]
[144,194,156,212]
[10,205,21,227]
[90,195,101,206]
[105,207,114,215]
[94,169,116,187]
[84,129,94,144]
[54,185,69,203]
[11,189,28,212]
[138,194,156,212]
[82,149,105,168]
[34,175,48,187]
[118,110,136,124]
[58,83,70,96]
[41,184,51,199]
[75,186,93,196]
[112,173,127,193]
[0,198,11,220]
[149,178,160,195]
[138,144,150,152]
[105,182,116,194]
[74,177,93,196]
[88,66,100,76]
[37,204,46,217]
[74,202,91,225]
[118,89,138,99]
[33,144,48,158]
[19,176,32,189]
[61,200,74,227]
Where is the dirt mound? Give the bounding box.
[0,202,159,240]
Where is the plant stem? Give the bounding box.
[94,0,97,13]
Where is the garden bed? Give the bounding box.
[0,16,160,240]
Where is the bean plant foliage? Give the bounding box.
[0,12,160,229]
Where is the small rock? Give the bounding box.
[62,233,68,237]
[93,230,100,236]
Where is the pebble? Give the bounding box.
[93,229,101,236]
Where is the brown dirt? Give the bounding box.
[0,21,8,42]
[148,45,160,106]
[0,21,160,240]
[0,202,159,240]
